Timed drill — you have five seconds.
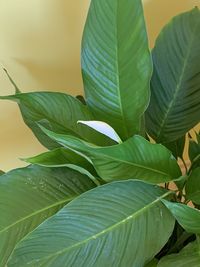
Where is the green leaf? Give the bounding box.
[8,181,175,267]
[189,140,200,162]
[185,167,200,205]
[189,138,200,171]
[0,165,95,266]
[164,135,186,160]
[0,92,113,149]
[158,241,200,267]
[0,170,4,176]
[145,258,159,267]
[146,8,200,143]
[24,147,99,184]
[39,127,181,184]
[82,0,152,139]
[78,120,122,143]
[162,200,200,234]
[196,131,200,144]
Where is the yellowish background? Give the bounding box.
[0,0,200,171]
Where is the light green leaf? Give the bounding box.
[146,8,200,143]
[0,165,95,266]
[158,241,200,267]
[8,181,175,267]
[162,199,200,234]
[0,92,113,149]
[78,120,122,143]
[82,0,152,139]
[185,167,200,205]
[39,127,181,184]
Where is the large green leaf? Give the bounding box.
[0,165,95,266]
[185,167,200,205]
[0,92,113,149]
[146,8,200,143]
[8,181,175,267]
[82,0,152,139]
[162,200,200,234]
[158,241,200,267]
[24,147,99,184]
[189,139,200,162]
[39,127,181,184]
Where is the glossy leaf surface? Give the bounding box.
[0,92,113,149]
[0,165,95,266]
[82,0,152,139]
[39,127,181,184]
[24,148,98,184]
[146,8,200,143]
[9,181,174,267]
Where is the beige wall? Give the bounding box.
[0,0,200,171]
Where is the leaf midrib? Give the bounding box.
[0,197,75,235]
[156,20,199,141]
[57,139,172,179]
[26,191,172,264]
[115,0,129,139]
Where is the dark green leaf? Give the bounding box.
[145,258,159,267]
[158,241,200,267]
[196,132,200,144]
[185,167,200,205]
[162,199,200,234]
[82,0,152,139]
[189,138,200,173]
[146,8,200,143]
[0,92,113,149]
[0,165,95,266]
[189,140,200,162]
[8,181,175,267]
[39,127,181,184]
[164,135,186,159]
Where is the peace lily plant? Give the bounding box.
[1,0,200,266]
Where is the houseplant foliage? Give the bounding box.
[1,0,200,266]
